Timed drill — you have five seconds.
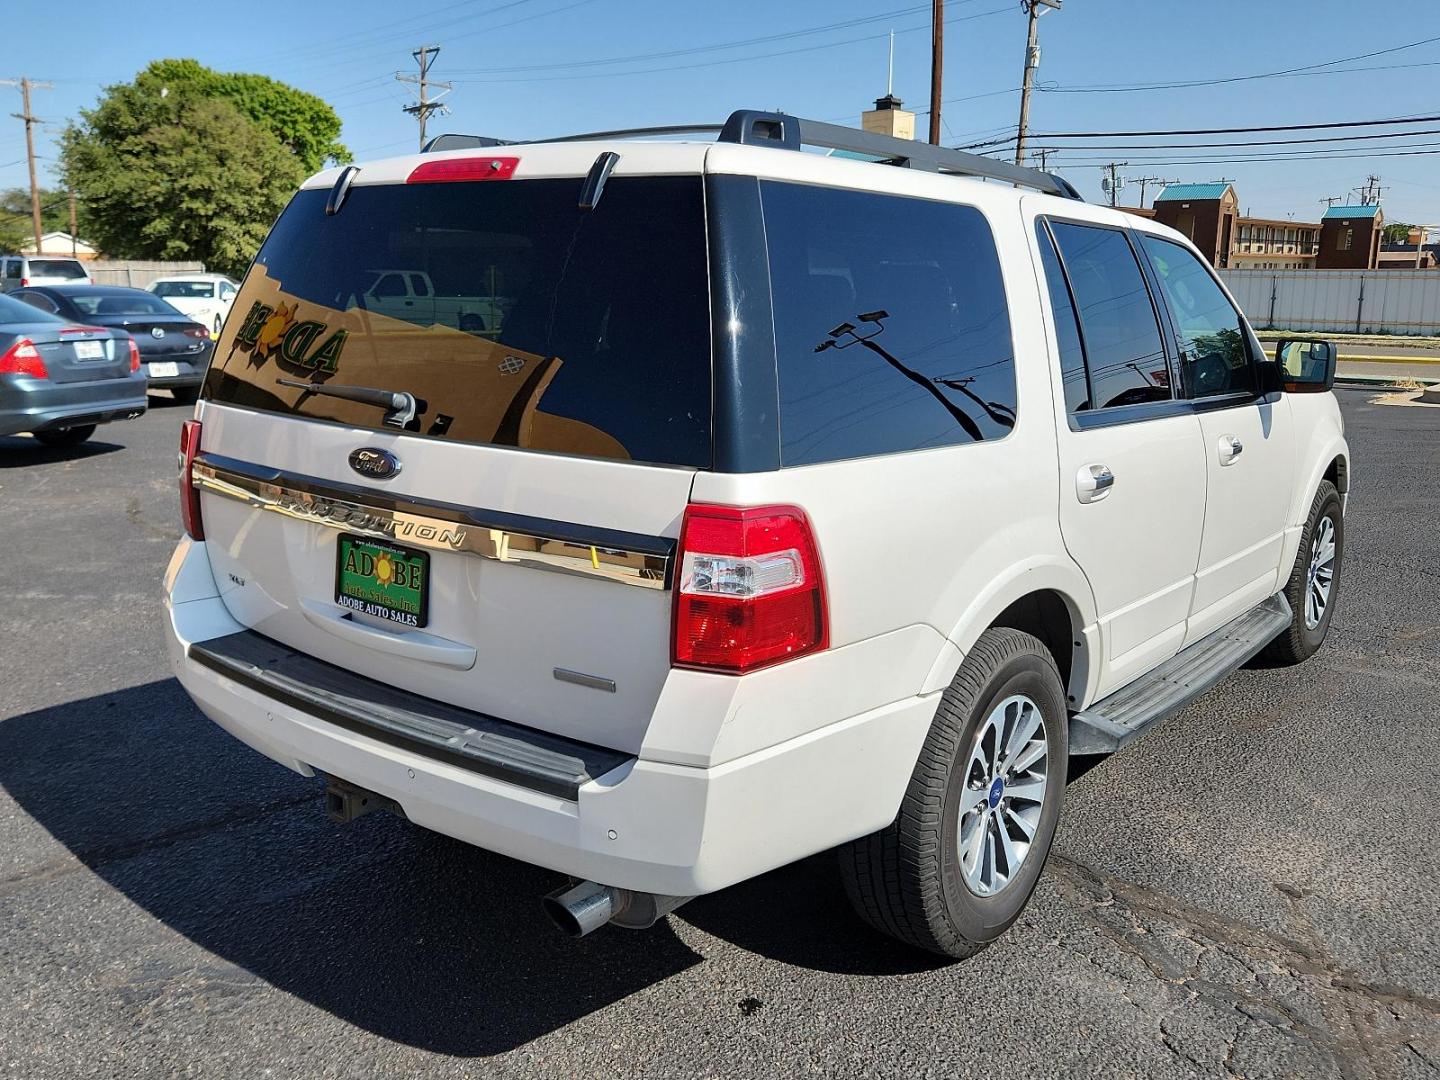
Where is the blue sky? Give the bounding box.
[2,0,1438,224]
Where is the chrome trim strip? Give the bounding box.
[553,667,617,693]
[191,455,671,590]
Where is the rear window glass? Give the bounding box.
[0,293,63,323]
[67,291,180,316]
[761,181,1015,467]
[152,280,215,298]
[27,259,88,279]
[204,177,712,468]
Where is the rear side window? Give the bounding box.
[3,260,19,281]
[1035,222,1089,413]
[205,177,711,468]
[0,293,63,322]
[761,182,1015,466]
[1138,234,1255,399]
[1046,221,1172,410]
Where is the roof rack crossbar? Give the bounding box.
[420,109,1081,201]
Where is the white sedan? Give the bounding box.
[147,274,239,336]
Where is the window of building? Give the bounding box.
[1340,228,1353,251]
[1139,234,1255,399]
[1044,221,1172,411]
[763,181,1017,465]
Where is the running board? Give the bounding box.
[1069,594,1292,756]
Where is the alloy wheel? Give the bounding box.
[957,694,1049,896]
[1305,515,1337,630]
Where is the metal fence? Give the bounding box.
[1220,269,1440,336]
[85,260,206,289]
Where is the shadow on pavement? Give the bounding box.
[0,680,705,1056]
[0,436,125,465]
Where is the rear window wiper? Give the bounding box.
[276,377,420,427]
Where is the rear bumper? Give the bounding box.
[143,354,208,388]
[163,537,938,896]
[0,373,148,437]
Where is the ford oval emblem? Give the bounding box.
[348,447,401,480]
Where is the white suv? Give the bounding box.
[162,111,1349,958]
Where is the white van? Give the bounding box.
[162,111,1349,957]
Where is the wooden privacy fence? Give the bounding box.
[1220,269,1440,336]
[85,260,207,290]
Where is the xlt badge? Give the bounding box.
[348,447,401,480]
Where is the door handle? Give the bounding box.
[1076,463,1115,504]
[1218,434,1244,465]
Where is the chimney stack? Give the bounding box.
[862,94,916,141]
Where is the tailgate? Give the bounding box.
[195,405,691,754]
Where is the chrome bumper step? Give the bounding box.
[1069,594,1292,756]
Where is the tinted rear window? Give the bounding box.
[0,293,63,324]
[68,291,180,316]
[761,181,1015,467]
[152,281,215,298]
[28,259,88,279]
[204,177,712,468]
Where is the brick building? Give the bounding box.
[1316,205,1384,270]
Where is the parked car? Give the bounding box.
[1,254,92,291]
[148,273,239,337]
[10,285,211,403]
[0,291,145,446]
[357,268,507,336]
[163,110,1349,959]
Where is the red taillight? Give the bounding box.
[128,338,141,373]
[18,278,27,287]
[179,419,204,540]
[0,337,48,378]
[673,503,828,675]
[406,156,519,184]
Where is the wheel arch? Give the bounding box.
[924,558,1099,708]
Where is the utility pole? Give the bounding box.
[928,0,943,145]
[1353,174,1386,206]
[397,45,451,151]
[2,76,52,255]
[1320,196,1342,210]
[1032,147,1056,171]
[1014,0,1061,167]
[1102,162,1128,208]
[1134,176,1175,208]
[68,190,77,256]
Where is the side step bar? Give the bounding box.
[1069,594,1292,756]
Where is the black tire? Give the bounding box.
[171,386,200,405]
[33,424,96,448]
[839,627,1068,959]
[1260,479,1343,666]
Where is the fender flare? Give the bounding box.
[922,554,1100,703]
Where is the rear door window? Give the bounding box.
[1046,221,1172,410]
[761,181,1016,466]
[204,177,712,468]
[28,259,88,279]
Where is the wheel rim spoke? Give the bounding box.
[958,693,1049,896]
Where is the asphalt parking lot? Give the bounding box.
[1,391,1437,1079]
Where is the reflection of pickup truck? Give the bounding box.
[357,270,508,335]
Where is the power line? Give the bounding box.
[1000,126,1440,151]
[1024,112,1440,140]
[1039,34,1440,94]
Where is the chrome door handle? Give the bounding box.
[1076,463,1115,504]
[1218,435,1244,465]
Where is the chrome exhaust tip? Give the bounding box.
[542,881,693,938]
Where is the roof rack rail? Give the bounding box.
[421,109,1082,200]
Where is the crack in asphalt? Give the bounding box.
[1049,854,1440,1079]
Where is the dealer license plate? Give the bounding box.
[148,361,179,377]
[335,534,429,628]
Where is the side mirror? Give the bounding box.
[1274,338,1336,393]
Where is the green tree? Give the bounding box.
[141,59,350,172]
[1383,222,1415,245]
[0,187,83,252]
[61,92,306,277]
